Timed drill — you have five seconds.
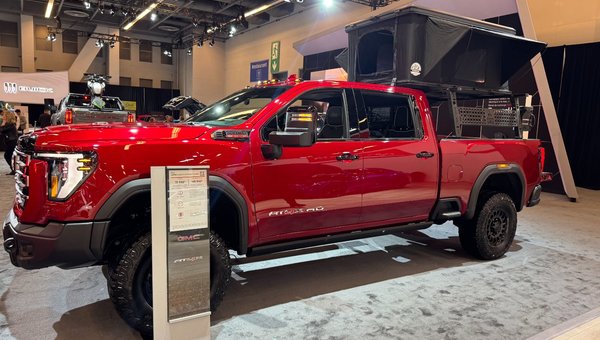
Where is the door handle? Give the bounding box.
[416,151,434,159]
[336,152,359,161]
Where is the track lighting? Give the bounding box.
[83,1,91,10]
[209,36,215,47]
[47,32,56,41]
[150,11,158,21]
[95,39,104,48]
[186,48,192,56]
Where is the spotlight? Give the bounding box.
[109,39,115,48]
[323,0,334,8]
[109,5,116,15]
[121,7,129,16]
[209,36,215,47]
[192,17,199,27]
[228,25,237,37]
[186,48,192,56]
[150,11,158,21]
[95,39,104,48]
[198,35,204,47]
[47,32,56,41]
[163,50,172,57]
[99,5,104,14]
[83,1,91,10]
[163,49,168,55]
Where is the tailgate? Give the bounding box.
[72,109,130,124]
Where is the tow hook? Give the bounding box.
[4,237,16,253]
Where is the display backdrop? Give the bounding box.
[0,71,69,105]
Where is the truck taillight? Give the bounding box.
[127,113,135,123]
[539,147,546,171]
[65,109,73,124]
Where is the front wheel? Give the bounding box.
[457,193,517,260]
[107,231,231,337]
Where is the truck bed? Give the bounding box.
[438,137,541,215]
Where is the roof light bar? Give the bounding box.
[123,2,159,31]
[45,0,55,18]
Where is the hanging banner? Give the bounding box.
[270,41,281,74]
[250,60,269,82]
[0,71,69,105]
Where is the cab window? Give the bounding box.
[359,90,419,139]
[262,89,348,141]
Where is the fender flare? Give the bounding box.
[464,164,526,220]
[95,175,249,254]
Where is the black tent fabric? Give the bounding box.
[552,43,600,189]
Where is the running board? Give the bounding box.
[247,221,433,257]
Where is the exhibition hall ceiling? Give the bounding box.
[0,0,333,40]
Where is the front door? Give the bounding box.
[252,88,363,242]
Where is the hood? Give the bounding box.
[32,122,210,150]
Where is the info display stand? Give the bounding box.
[151,166,211,340]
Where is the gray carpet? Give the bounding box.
[1,158,599,339]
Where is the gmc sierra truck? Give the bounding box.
[2,6,550,337]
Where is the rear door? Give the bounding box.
[355,89,439,224]
[252,88,364,241]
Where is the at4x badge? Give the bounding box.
[268,206,325,217]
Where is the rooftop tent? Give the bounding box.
[341,6,546,97]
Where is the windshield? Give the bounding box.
[185,86,290,126]
[67,94,123,110]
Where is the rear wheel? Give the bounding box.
[457,193,517,260]
[107,231,231,337]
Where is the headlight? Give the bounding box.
[35,152,97,201]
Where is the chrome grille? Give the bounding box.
[13,148,31,208]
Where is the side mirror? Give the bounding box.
[268,106,317,147]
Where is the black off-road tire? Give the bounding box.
[457,193,517,260]
[107,231,231,337]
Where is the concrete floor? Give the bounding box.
[1,158,600,339]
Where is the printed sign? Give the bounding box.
[250,60,269,82]
[270,41,281,74]
[0,71,69,105]
[167,169,208,232]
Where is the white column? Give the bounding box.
[20,15,35,73]
[107,27,120,84]
[516,0,579,201]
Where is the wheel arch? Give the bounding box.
[95,176,249,258]
[464,164,526,220]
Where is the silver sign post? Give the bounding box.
[151,166,210,339]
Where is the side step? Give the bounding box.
[247,221,432,257]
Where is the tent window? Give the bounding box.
[357,30,394,75]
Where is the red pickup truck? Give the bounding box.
[4,79,546,335]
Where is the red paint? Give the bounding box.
[12,80,544,253]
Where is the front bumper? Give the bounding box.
[3,209,100,269]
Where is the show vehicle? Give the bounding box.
[3,7,551,336]
[51,74,134,125]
